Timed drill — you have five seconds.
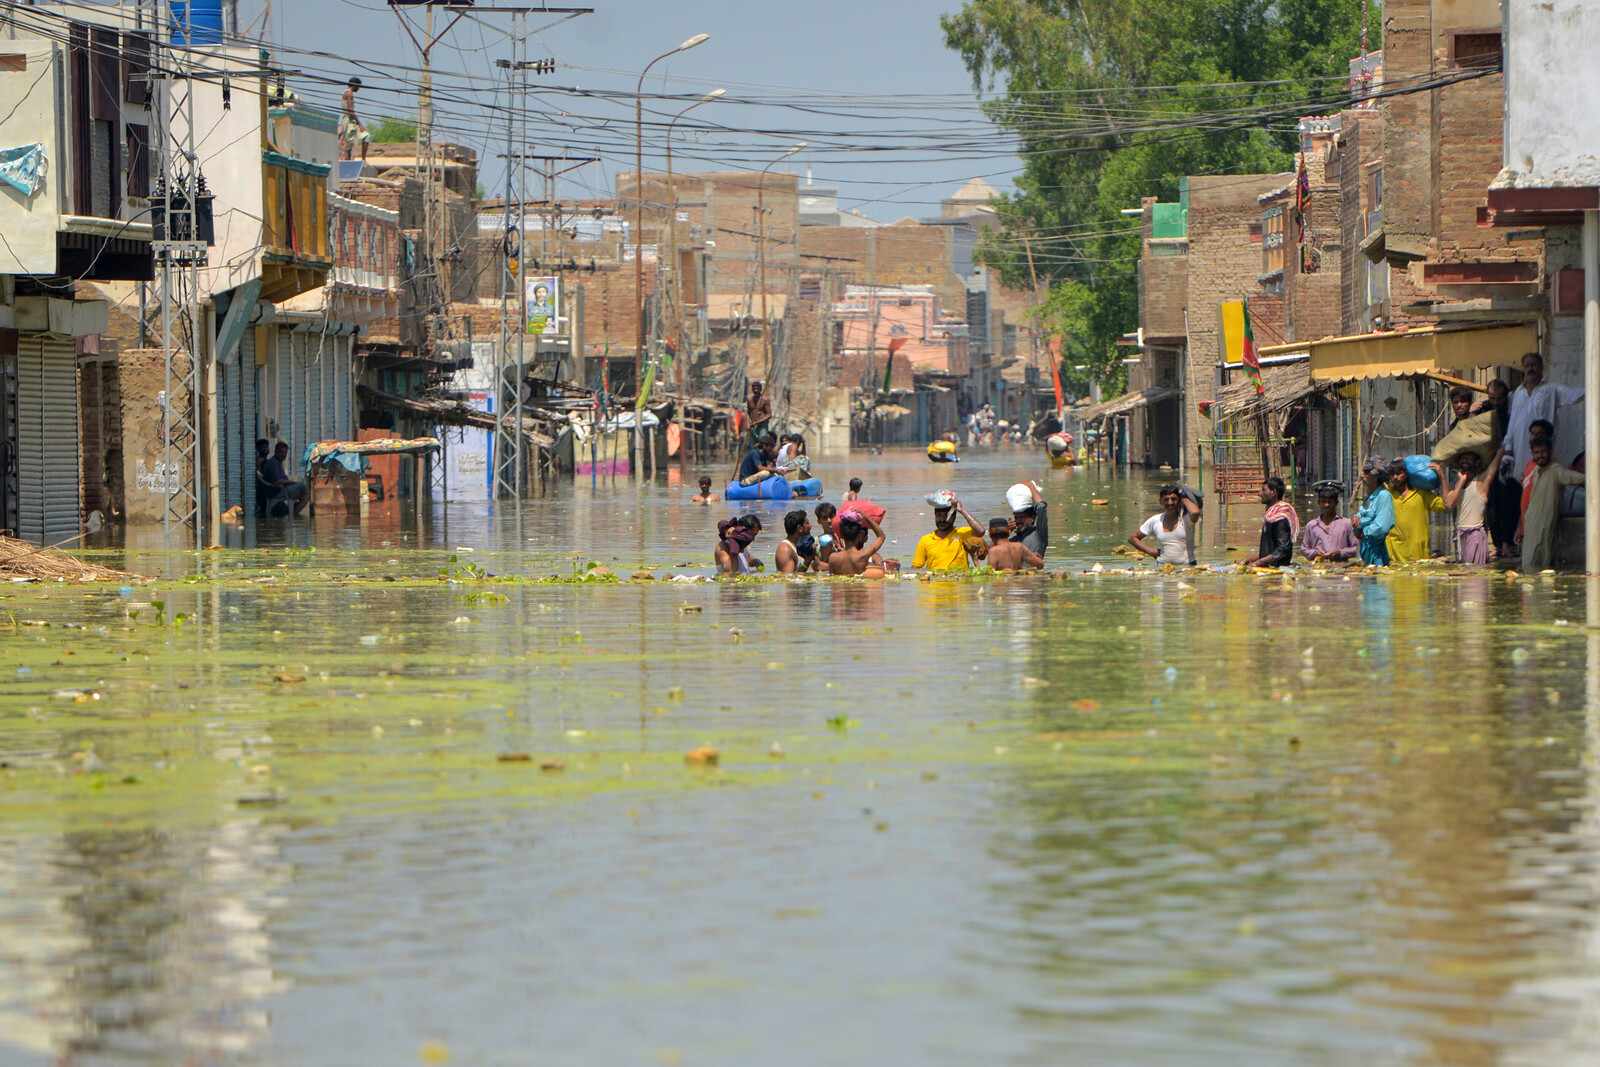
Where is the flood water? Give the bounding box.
[4,446,1600,1066]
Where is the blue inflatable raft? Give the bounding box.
[724,477,823,501]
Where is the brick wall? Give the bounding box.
[1382,0,1534,288]
[1183,173,1292,465]
[116,347,191,524]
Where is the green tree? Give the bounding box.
[943,0,1370,395]
[368,117,418,143]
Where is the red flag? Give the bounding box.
[1242,300,1263,396]
[886,337,909,357]
[1048,335,1064,415]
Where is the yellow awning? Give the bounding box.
[1259,324,1538,382]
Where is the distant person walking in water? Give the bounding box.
[1243,477,1296,568]
[844,477,863,501]
[691,476,718,504]
[1129,483,1201,566]
[1355,457,1396,565]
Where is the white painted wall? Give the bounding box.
[167,44,266,298]
[0,39,63,274]
[1501,0,1600,188]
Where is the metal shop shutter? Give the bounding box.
[333,338,353,440]
[15,336,80,544]
[290,332,308,456]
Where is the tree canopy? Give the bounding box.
[943,0,1372,394]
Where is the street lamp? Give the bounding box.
[634,34,709,391]
[757,141,805,385]
[665,88,724,395]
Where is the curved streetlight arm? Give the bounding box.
[634,33,710,390]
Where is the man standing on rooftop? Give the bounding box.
[341,77,370,163]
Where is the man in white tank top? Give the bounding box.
[1435,449,1501,566]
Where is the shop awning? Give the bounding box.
[1072,385,1180,424]
[1213,360,1325,422]
[1257,323,1538,383]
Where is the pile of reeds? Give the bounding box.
[0,535,138,582]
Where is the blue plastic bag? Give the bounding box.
[1404,454,1440,492]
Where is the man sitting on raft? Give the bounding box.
[736,435,779,488]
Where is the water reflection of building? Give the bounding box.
[996,575,1600,1063]
[0,821,291,1064]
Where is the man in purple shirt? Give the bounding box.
[1300,482,1359,562]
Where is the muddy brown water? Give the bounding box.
[2,445,1598,1065]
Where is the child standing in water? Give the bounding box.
[843,478,863,501]
[691,476,719,504]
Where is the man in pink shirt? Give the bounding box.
[1299,482,1358,562]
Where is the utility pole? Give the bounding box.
[390,3,593,364]
[493,41,533,503]
[148,0,210,546]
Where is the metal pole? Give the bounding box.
[1584,209,1599,574]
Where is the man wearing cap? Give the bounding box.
[1006,481,1049,559]
[340,78,370,162]
[912,491,987,572]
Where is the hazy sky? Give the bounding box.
[248,0,1018,221]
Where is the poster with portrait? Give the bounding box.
[526,276,559,336]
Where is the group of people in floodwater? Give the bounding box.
[695,471,1049,578]
[1140,351,1589,571]
[692,352,1590,576]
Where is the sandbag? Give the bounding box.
[1404,454,1440,492]
[1430,410,1502,465]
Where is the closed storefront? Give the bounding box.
[14,334,80,544]
[216,327,259,515]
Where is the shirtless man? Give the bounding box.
[985,517,1043,571]
[827,511,887,578]
[776,509,815,574]
[691,476,718,504]
[340,77,370,162]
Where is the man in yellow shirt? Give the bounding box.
[912,491,987,571]
[1385,460,1446,563]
